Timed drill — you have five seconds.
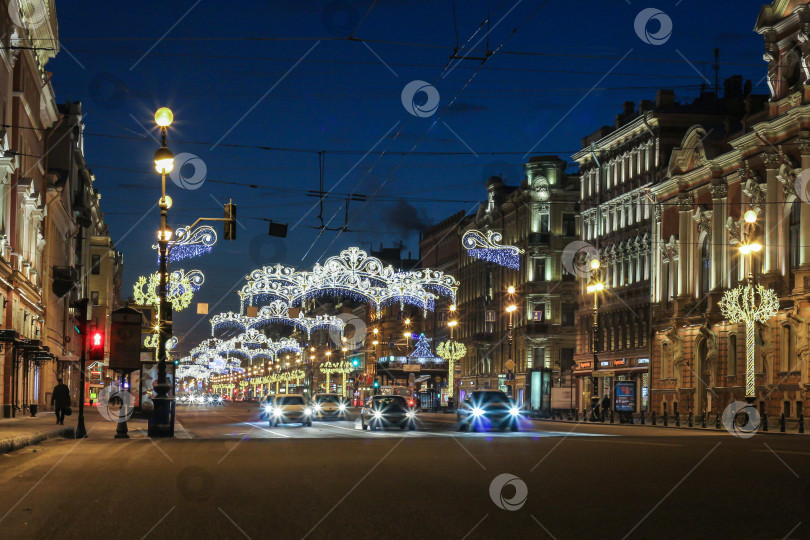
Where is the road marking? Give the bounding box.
[752,449,810,456]
[244,422,291,438]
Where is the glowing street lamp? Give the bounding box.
[719,210,777,400]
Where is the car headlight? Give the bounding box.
[264,405,273,413]
[313,404,321,412]
[273,408,282,417]
[218,397,223,402]
[373,411,382,419]
[406,410,415,418]
[509,407,520,416]
[304,408,312,415]
[338,404,347,412]
[472,407,484,417]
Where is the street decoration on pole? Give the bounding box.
[462,229,524,270]
[133,269,204,312]
[319,360,353,396]
[437,340,466,402]
[718,284,779,399]
[152,224,218,263]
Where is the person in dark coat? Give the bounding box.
[51,379,70,425]
[601,394,611,422]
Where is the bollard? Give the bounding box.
[701,411,707,429]
[780,413,786,433]
[640,410,646,425]
[663,412,668,427]
[799,414,805,434]
[688,411,693,428]
[762,411,768,432]
[715,412,722,430]
[610,410,614,424]
[675,413,681,427]
[652,411,656,425]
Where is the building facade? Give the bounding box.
[648,0,810,422]
[421,156,580,410]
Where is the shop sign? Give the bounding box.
[579,361,592,370]
[403,364,420,372]
[613,359,627,366]
[599,360,610,368]
[637,358,650,365]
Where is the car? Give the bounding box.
[361,395,417,431]
[212,394,224,405]
[259,395,275,420]
[311,393,348,419]
[457,390,522,432]
[268,394,313,427]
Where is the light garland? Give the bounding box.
[462,229,524,270]
[437,340,466,401]
[133,269,204,311]
[153,225,217,263]
[718,283,779,398]
[210,299,345,340]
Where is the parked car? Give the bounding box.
[361,395,416,431]
[311,393,348,419]
[457,390,522,432]
[268,394,313,427]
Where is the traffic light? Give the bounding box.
[373,379,380,388]
[89,330,104,361]
[351,358,359,368]
[224,201,237,240]
[173,358,179,366]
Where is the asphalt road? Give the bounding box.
[0,402,807,539]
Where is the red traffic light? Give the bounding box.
[89,330,104,360]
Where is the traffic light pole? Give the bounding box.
[75,299,88,439]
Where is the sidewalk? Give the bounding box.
[0,406,191,454]
[0,411,74,454]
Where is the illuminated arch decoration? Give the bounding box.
[237,247,457,315]
[133,269,204,311]
[210,300,345,340]
[144,334,178,351]
[462,229,524,270]
[319,360,353,396]
[152,225,218,263]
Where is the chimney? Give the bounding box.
[724,75,743,98]
[623,101,635,116]
[656,89,675,109]
[638,100,654,114]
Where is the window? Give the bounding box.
[562,214,576,237]
[534,258,547,282]
[700,236,711,296]
[790,200,801,269]
[90,291,99,306]
[540,214,549,234]
[91,254,101,275]
[533,347,546,368]
[561,304,576,326]
[485,310,496,323]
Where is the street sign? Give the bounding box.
[505,359,515,371]
[454,366,462,374]
[109,307,143,371]
[403,364,421,372]
[506,370,514,381]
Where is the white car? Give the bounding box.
[268,394,313,427]
[311,393,348,419]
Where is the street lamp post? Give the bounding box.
[505,286,517,398]
[149,107,176,438]
[719,210,778,403]
[586,259,604,420]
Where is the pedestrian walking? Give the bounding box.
[601,393,611,422]
[51,378,71,425]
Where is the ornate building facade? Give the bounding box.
[649,0,810,422]
[421,156,580,410]
[572,81,762,414]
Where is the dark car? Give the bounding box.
[457,390,522,432]
[361,395,417,431]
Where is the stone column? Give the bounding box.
[798,140,810,268]
[677,193,693,297]
[710,181,728,288]
[762,152,781,275]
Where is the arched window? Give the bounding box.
[700,236,711,295]
[728,333,737,376]
[790,200,801,269]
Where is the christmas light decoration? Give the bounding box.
[319,360,353,395]
[133,269,204,311]
[437,340,466,400]
[718,283,779,398]
[462,229,524,269]
[210,299,345,340]
[153,225,217,262]
[409,333,436,360]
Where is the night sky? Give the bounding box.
[48,0,765,347]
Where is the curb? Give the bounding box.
[529,417,808,436]
[0,425,76,455]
